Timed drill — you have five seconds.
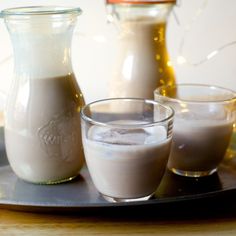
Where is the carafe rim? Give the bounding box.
[0,5,82,17]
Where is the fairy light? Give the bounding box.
[176,40,236,67]
[1,0,236,68]
[207,50,218,60]
[174,0,209,66]
[167,60,173,67]
[173,0,236,67]
[107,13,113,23]
[176,55,187,65]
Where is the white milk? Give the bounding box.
[82,121,171,199]
[168,118,234,173]
[5,75,84,183]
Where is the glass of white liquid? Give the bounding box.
[80,98,174,202]
[154,84,236,177]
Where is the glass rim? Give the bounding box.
[81,98,174,129]
[0,6,82,17]
[154,83,236,104]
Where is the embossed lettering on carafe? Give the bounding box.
[38,105,80,162]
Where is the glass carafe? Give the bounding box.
[107,0,176,99]
[1,6,85,184]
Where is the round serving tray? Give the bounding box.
[0,128,236,213]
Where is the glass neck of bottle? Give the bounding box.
[4,14,77,79]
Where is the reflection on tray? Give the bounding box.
[155,169,222,198]
[13,174,93,203]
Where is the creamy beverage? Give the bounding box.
[82,121,171,200]
[109,19,175,99]
[5,74,84,183]
[154,84,236,177]
[168,118,234,174]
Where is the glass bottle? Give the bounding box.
[0,6,85,184]
[106,0,176,99]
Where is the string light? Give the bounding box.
[173,0,236,67]
[0,1,235,67]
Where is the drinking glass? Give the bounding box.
[81,98,174,202]
[155,84,236,177]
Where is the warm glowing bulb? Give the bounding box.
[177,56,187,65]
[207,50,218,60]
[167,61,172,67]
[107,14,114,23]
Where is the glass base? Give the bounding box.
[169,167,217,177]
[101,193,154,203]
[22,174,78,185]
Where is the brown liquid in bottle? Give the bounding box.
[5,74,85,184]
[109,19,175,99]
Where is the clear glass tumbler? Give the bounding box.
[155,84,236,177]
[81,98,174,202]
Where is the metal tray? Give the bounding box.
[1,127,236,213]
